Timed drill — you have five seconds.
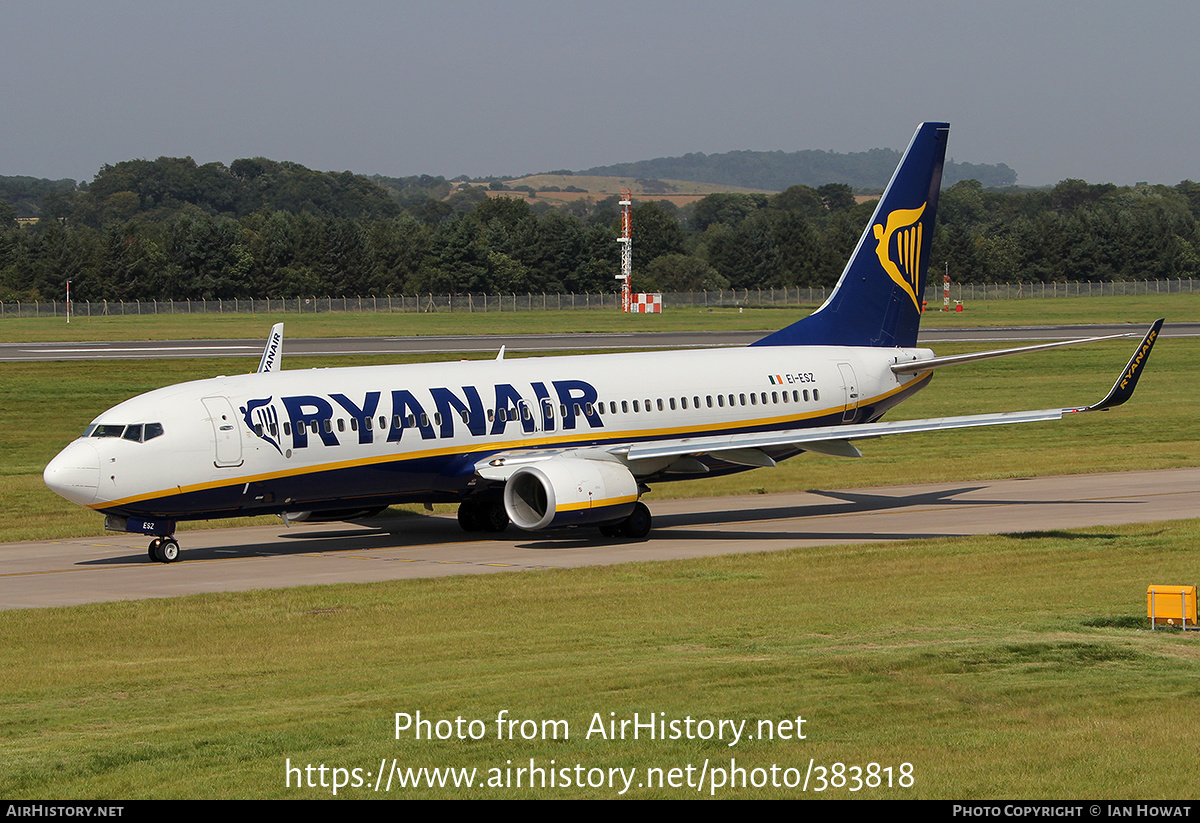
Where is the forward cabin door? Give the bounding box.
[202,396,244,467]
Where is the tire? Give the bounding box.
[618,502,652,539]
[154,538,180,563]
[481,501,510,533]
[457,501,482,532]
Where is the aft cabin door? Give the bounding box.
[837,363,860,423]
[202,396,244,467]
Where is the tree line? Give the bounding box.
[2,155,1199,302]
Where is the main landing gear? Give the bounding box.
[599,501,652,540]
[148,537,180,563]
[457,499,510,533]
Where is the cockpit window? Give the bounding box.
[87,423,164,442]
[91,424,126,438]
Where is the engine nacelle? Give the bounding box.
[504,457,638,530]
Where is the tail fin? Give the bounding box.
[752,122,949,348]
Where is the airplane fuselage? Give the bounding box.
[44,344,934,524]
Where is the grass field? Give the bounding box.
[2,295,1197,799]
[2,519,1198,798]
[1,293,1195,342]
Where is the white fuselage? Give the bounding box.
[43,344,933,522]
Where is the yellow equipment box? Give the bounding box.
[1147,585,1197,628]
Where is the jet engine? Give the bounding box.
[503,457,638,530]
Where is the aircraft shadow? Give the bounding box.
[78,485,1127,564]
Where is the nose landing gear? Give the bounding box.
[148,537,180,563]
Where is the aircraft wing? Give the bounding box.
[623,318,1163,464]
[476,319,1162,480]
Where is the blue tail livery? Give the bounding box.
[752,121,949,348]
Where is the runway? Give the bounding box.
[3,323,1193,362]
[3,468,1196,611]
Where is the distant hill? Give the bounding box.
[575,148,1016,191]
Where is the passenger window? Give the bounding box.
[622,401,629,413]
[283,422,292,436]
[633,400,640,412]
[337,419,345,432]
[814,390,820,401]
[254,423,264,437]
[460,410,470,424]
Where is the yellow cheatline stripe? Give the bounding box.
[91,375,930,511]
[555,494,640,514]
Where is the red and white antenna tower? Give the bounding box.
[617,189,632,312]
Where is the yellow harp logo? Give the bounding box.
[872,202,926,312]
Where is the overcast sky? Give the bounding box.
[2,1,1196,188]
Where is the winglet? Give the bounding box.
[1068,319,1163,413]
[257,323,284,373]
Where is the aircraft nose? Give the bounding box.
[44,440,101,506]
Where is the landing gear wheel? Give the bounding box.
[457,501,483,532]
[153,537,180,563]
[481,501,510,533]
[148,538,162,561]
[618,502,652,539]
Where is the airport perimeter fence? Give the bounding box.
[1,278,1195,319]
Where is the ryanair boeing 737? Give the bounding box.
[43,123,1162,562]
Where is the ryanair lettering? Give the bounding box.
[244,379,603,450]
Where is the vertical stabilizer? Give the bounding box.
[752,122,949,348]
[257,323,284,373]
